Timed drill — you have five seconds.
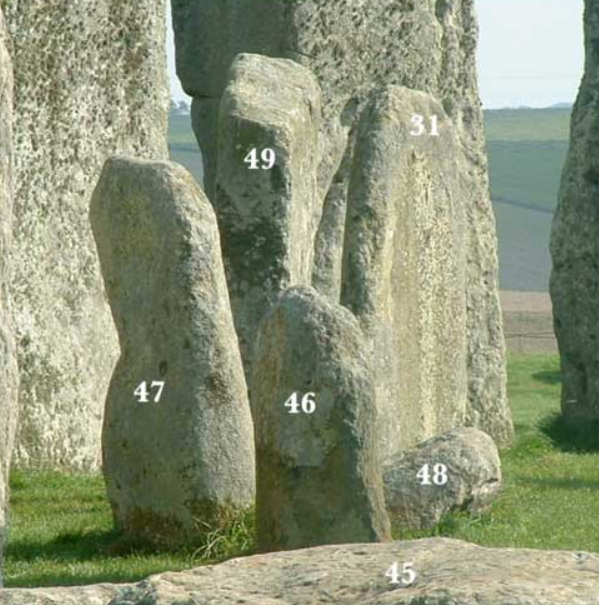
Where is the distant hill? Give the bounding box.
[167,106,571,293]
[485,107,571,292]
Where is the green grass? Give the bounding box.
[484,108,571,142]
[8,357,599,588]
[4,472,254,588]
[396,354,599,551]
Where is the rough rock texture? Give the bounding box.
[171,0,512,446]
[0,584,125,605]
[0,8,18,588]
[6,539,599,604]
[91,158,255,545]
[384,428,502,530]
[0,0,169,470]
[551,0,599,424]
[251,287,390,551]
[216,54,321,377]
[341,86,468,458]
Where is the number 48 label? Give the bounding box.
[417,463,448,486]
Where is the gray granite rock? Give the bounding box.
[0,584,125,605]
[251,287,391,551]
[384,428,502,530]
[341,86,468,458]
[91,158,255,545]
[551,0,599,425]
[216,54,322,378]
[6,539,599,604]
[171,0,511,446]
[0,0,169,471]
[0,8,18,588]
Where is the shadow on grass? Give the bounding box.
[540,413,599,453]
[532,369,562,385]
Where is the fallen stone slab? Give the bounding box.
[0,584,125,605]
[384,428,502,530]
[91,157,255,545]
[5,538,599,604]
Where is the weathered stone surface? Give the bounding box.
[384,428,502,530]
[551,0,599,424]
[91,157,255,545]
[216,54,321,376]
[171,0,511,446]
[0,7,18,588]
[0,584,125,605]
[0,0,169,470]
[341,86,468,457]
[251,287,390,551]
[6,539,599,604]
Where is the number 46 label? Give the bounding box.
[386,561,417,586]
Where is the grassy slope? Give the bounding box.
[484,108,571,291]
[7,355,599,587]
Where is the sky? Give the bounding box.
[166,0,585,109]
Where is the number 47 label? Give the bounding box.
[134,381,165,403]
[386,561,417,586]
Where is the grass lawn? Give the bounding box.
[6,353,599,588]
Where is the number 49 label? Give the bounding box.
[386,561,417,586]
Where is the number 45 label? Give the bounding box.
[386,561,417,586]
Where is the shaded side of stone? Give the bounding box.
[91,157,255,546]
[341,86,468,458]
[550,0,599,424]
[251,286,391,552]
[0,0,169,471]
[0,8,18,587]
[216,54,322,378]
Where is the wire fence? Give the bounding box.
[504,331,557,353]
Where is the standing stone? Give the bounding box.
[172,0,512,446]
[216,54,322,376]
[551,0,599,424]
[91,157,255,545]
[341,86,468,458]
[0,8,18,587]
[251,287,391,552]
[0,0,169,470]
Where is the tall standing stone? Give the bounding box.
[0,0,169,470]
[216,54,322,376]
[551,0,599,424]
[91,157,255,545]
[0,8,18,586]
[172,0,512,446]
[252,287,391,552]
[341,86,468,458]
